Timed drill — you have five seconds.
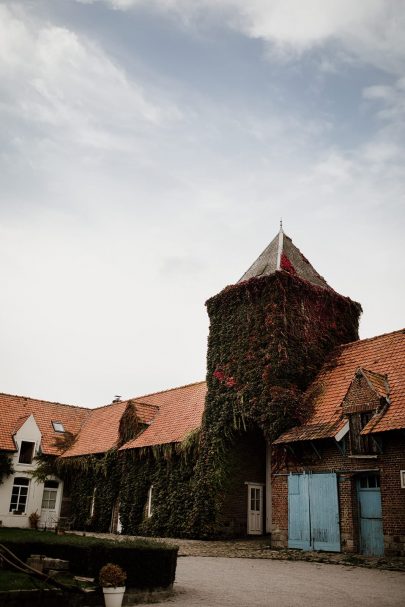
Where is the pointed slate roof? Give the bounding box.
[238,227,331,289]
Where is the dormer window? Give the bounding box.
[341,368,389,456]
[349,412,378,454]
[52,421,65,433]
[18,441,35,464]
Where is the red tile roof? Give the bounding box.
[360,368,389,399]
[120,381,207,451]
[62,399,158,457]
[0,393,89,455]
[275,329,405,443]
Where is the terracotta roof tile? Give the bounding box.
[62,381,206,457]
[62,399,158,457]
[120,382,207,450]
[275,329,405,444]
[0,393,89,455]
[360,368,389,398]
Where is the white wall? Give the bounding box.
[0,414,63,528]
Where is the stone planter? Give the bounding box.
[102,586,125,607]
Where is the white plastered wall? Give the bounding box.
[0,414,63,528]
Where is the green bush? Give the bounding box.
[0,529,177,589]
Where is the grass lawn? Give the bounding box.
[0,570,49,591]
[0,527,178,590]
[0,526,163,548]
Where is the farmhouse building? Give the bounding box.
[0,228,404,556]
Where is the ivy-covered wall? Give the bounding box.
[40,271,361,540]
[187,271,361,536]
[36,450,122,532]
[119,448,196,537]
[49,445,198,538]
[0,451,13,485]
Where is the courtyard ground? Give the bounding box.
[78,533,405,572]
[138,556,405,607]
[71,533,405,605]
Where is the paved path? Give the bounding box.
[78,532,405,571]
[136,556,405,607]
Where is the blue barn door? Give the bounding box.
[288,473,310,549]
[310,473,341,551]
[357,474,384,556]
[288,473,340,552]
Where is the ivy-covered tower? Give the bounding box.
[188,226,362,537]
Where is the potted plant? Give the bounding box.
[29,511,40,529]
[99,563,127,607]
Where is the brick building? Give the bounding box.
[272,330,405,556]
[0,228,403,555]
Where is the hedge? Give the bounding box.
[0,529,178,589]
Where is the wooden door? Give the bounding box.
[247,484,263,535]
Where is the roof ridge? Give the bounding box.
[0,392,88,411]
[92,380,206,411]
[130,380,206,400]
[335,328,405,350]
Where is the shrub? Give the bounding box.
[0,529,177,589]
[99,563,126,588]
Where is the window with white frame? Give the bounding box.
[147,485,153,518]
[41,480,59,510]
[18,441,35,464]
[52,421,65,433]
[9,477,30,513]
[90,487,96,518]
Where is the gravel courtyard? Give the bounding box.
[138,556,405,607]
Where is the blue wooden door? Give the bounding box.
[310,473,341,551]
[288,473,310,549]
[357,475,384,556]
[288,473,340,552]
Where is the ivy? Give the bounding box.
[0,452,13,485]
[47,270,361,540]
[187,271,361,536]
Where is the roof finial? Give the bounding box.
[276,221,284,270]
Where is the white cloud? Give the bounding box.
[363,78,405,124]
[82,0,405,74]
[0,5,178,156]
[1,1,404,405]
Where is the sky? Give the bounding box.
[0,0,404,408]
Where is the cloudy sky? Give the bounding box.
[1,0,404,407]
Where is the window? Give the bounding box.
[349,412,378,454]
[41,480,59,510]
[52,421,65,433]
[18,441,35,464]
[147,485,153,518]
[359,474,380,489]
[250,487,261,512]
[90,487,96,518]
[9,477,30,513]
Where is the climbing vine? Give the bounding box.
[38,270,361,540]
[0,452,13,485]
[187,270,361,536]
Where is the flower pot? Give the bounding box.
[102,586,126,607]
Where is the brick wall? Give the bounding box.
[271,430,405,555]
[342,374,381,414]
[219,430,266,537]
